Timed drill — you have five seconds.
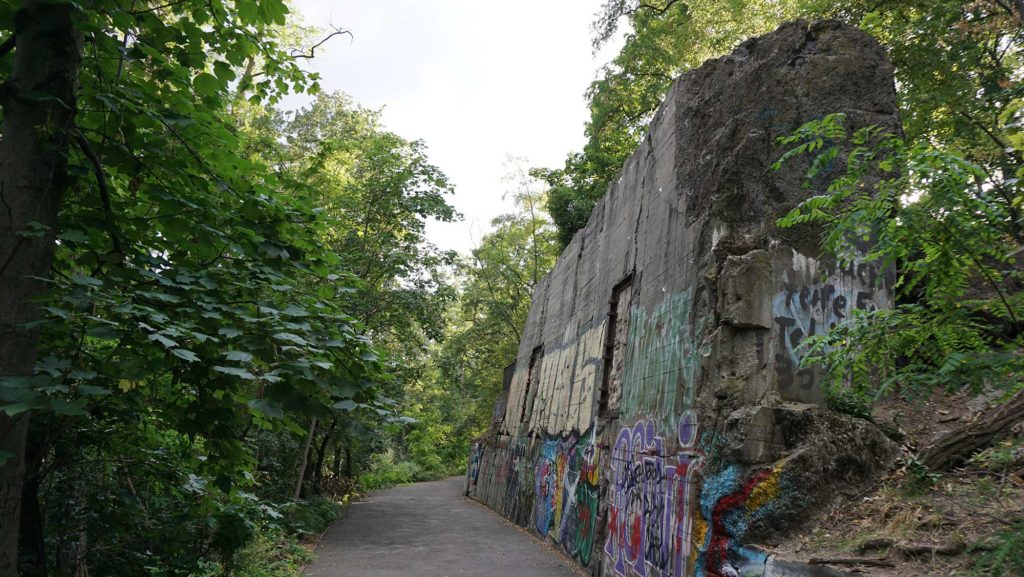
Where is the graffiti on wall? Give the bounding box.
[694,464,786,577]
[499,441,532,525]
[604,412,702,577]
[503,322,608,437]
[467,442,485,495]
[534,428,603,565]
[619,290,706,430]
[771,261,883,395]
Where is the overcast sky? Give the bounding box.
[285,0,621,255]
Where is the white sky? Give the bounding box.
[285,0,622,255]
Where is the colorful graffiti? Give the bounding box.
[695,464,785,577]
[604,412,702,577]
[533,429,603,565]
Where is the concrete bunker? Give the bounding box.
[466,20,900,577]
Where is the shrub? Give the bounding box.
[276,496,342,537]
[358,449,423,490]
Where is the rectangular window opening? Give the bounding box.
[599,274,633,417]
[520,345,544,423]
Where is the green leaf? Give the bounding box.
[247,398,283,418]
[76,384,111,397]
[16,221,50,239]
[272,332,307,345]
[71,273,103,287]
[172,349,200,363]
[257,0,289,25]
[86,325,121,340]
[140,291,182,303]
[236,0,259,24]
[214,366,257,380]
[59,229,89,243]
[213,61,236,83]
[333,399,356,411]
[223,351,253,362]
[281,305,308,317]
[193,72,221,97]
[148,333,178,349]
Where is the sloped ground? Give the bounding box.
[768,392,1024,576]
[303,477,582,577]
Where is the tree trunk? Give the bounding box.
[312,418,337,488]
[18,425,47,576]
[293,417,317,500]
[0,3,81,571]
[344,442,353,478]
[332,444,342,479]
[919,389,1024,470]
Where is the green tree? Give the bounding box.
[540,0,1023,245]
[434,162,560,455]
[776,110,1023,408]
[0,0,395,572]
[248,91,460,490]
[537,0,802,245]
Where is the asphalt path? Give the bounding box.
[303,477,582,577]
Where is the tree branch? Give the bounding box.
[130,0,189,15]
[958,111,1021,164]
[289,27,351,60]
[74,133,124,256]
[621,0,683,19]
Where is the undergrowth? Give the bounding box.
[358,448,447,490]
[970,521,1024,576]
[189,496,344,577]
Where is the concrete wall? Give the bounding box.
[467,20,900,577]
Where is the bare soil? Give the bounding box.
[768,391,1024,576]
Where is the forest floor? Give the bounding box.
[770,391,1024,576]
[301,477,582,577]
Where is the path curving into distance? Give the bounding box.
[304,477,582,577]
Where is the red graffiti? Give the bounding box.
[705,470,772,577]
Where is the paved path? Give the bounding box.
[304,477,581,577]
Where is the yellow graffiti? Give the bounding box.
[552,454,566,537]
[581,447,601,485]
[745,466,782,513]
[690,509,708,566]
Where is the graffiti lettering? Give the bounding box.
[620,291,706,429]
[772,270,880,393]
[604,413,702,577]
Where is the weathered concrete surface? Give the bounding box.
[467,19,901,577]
[304,477,581,577]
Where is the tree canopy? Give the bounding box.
[538,0,1023,246]
[0,0,1022,575]
[0,1,459,574]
